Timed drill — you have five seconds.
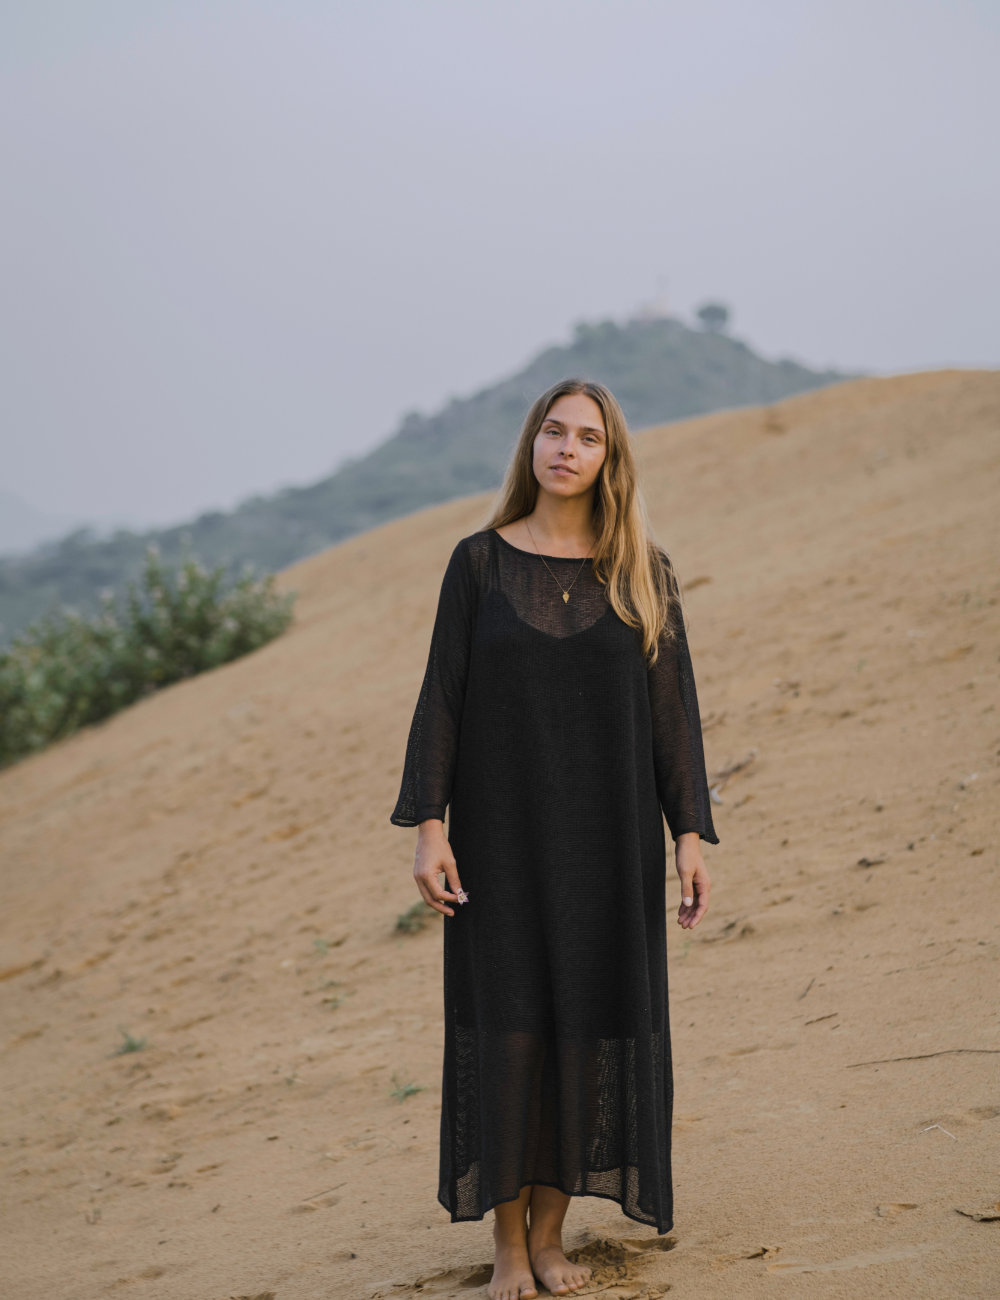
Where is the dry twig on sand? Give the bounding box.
[847,1049,1000,1068]
[921,1124,958,1140]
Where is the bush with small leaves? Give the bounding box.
[0,550,294,768]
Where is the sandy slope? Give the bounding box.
[1,370,998,1300]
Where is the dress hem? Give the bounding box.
[438,1182,674,1236]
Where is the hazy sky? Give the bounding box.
[2,0,998,530]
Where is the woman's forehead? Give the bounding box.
[544,393,606,430]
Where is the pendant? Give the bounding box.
[562,591,569,603]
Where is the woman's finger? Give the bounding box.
[677,861,695,910]
[415,871,454,915]
[415,858,463,915]
[442,860,466,905]
[685,867,711,928]
[414,875,437,906]
[418,879,455,917]
[424,869,457,902]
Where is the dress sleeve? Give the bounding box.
[390,539,478,827]
[647,559,719,845]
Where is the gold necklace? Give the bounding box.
[523,521,593,604]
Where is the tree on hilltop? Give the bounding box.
[696,302,730,333]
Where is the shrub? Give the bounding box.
[0,550,294,767]
[396,899,436,933]
[111,1027,148,1056]
[389,1072,426,1102]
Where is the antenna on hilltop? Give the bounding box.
[635,277,670,322]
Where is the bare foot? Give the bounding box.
[490,1227,538,1300]
[527,1240,592,1296]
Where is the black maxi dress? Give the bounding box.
[391,529,718,1233]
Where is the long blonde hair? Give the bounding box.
[484,379,676,662]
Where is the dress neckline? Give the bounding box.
[491,527,595,564]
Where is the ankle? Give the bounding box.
[527,1227,563,1251]
[494,1223,528,1250]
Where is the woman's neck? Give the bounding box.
[523,490,596,554]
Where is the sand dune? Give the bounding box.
[2,370,998,1299]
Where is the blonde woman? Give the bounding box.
[391,380,717,1300]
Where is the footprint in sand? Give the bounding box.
[378,1232,677,1297]
[955,1202,1000,1223]
[370,1263,491,1296]
[767,1242,940,1274]
[564,1229,675,1291]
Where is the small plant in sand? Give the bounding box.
[0,549,294,768]
[112,1027,148,1055]
[396,899,436,933]
[318,977,345,1010]
[390,1073,426,1103]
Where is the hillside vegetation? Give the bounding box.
[0,553,293,768]
[1,370,997,1300]
[0,317,848,641]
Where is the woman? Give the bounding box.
[391,379,717,1300]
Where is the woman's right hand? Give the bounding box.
[414,819,465,917]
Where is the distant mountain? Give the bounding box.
[0,489,76,555]
[0,317,852,642]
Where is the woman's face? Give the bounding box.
[532,393,607,500]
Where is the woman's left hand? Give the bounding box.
[675,833,711,929]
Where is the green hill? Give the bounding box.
[0,317,850,641]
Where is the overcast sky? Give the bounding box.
[1,0,997,532]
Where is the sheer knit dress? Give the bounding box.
[390,529,718,1233]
